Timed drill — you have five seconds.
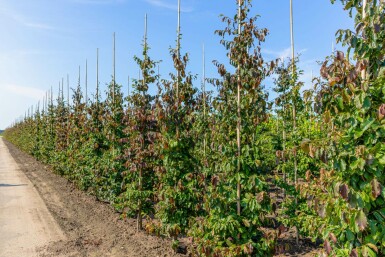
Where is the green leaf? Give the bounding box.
[354,128,364,139]
[361,117,375,133]
[346,229,355,241]
[366,243,378,254]
[350,158,365,171]
[362,97,371,110]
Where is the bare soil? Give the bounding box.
[4,139,321,257]
[4,139,182,257]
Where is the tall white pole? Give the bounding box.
[236,0,242,217]
[203,43,207,163]
[176,0,181,102]
[78,66,81,88]
[144,14,148,48]
[96,48,99,104]
[290,0,299,246]
[67,74,70,146]
[113,32,116,103]
[362,0,367,80]
[290,0,295,66]
[203,43,206,117]
[85,59,88,106]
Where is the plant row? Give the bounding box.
[4,1,385,256]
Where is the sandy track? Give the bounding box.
[2,138,181,257]
[0,137,65,257]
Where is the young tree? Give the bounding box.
[299,1,385,256]
[117,14,159,231]
[189,1,276,255]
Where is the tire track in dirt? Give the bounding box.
[4,139,182,257]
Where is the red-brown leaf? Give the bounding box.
[336,51,345,61]
[329,232,337,243]
[339,184,349,200]
[378,104,385,121]
[350,249,358,257]
[324,239,332,255]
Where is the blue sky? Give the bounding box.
[0,0,353,129]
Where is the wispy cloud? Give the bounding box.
[3,84,46,100]
[145,0,194,12]
[24,22,54,30]
[70,0,125,4]
[0,5,54,30]
[263,47,308,60]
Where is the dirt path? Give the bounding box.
[0,137,65,257]
[2,138,181,257]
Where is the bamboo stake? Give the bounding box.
[51,86,53,106]
[113,32,116,103]
[86,59,88,106]
[46,91,48,112]
[176,0,181,101]
[174,0,181,139]
[362,0,367,80]
[42,94,45,114]
[62,78,64,102]
[128,75,130,98]
[67,74,70,146]
[112,34,116,158]
[96,48,99,105]
[290,0,299,246]
[203,43,207,160]
[157,65,160,85]
[96,48,99,106]
[236,0,242,217]
[137,13,148,232]
[67,74,70,107]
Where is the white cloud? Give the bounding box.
[70,0,125,4]
[145,0,194,12]
[3,84,46,100]
[24,22,54,30]
[0,5,54,30]
[262,47,291,60]
[263,47,308,60]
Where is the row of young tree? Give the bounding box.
[4,0,385,256]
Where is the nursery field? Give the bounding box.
[2,137,320,257]
[3,0,385,256]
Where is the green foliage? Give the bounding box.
[116,33,159,229]
[295,2,385,256]
[4,1,385,257]
[152,40,201,238]
[188,1,276,256]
